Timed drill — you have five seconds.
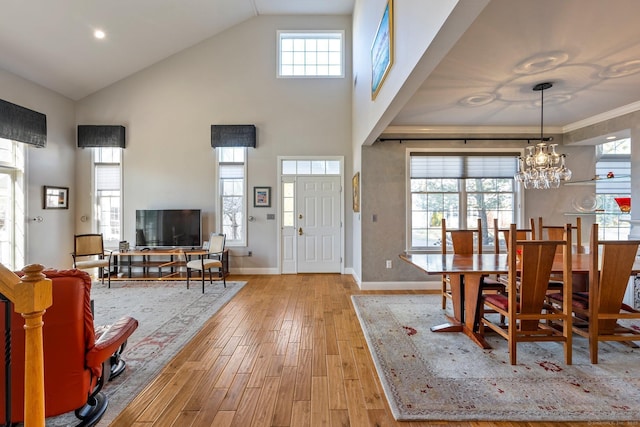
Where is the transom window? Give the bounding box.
[278,31,344,77]
[408,152,519,251]
[282,159,340,175]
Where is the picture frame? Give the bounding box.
[371,0,394,100]
[352,172,360,212]
[43,185,69,209]
[254,186,271,208]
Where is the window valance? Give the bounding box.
[0,98,47,147]
[410,152,519,179]
[211,125,256,148]
[77,125,126,148]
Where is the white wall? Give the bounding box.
[75,15,353,272]
[0,68,76,269]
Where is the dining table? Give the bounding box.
[399,252,640,349]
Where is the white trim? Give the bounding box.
[563,101,640,133]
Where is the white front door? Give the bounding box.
[296,176,341,273]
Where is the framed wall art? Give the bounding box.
[371,0,394,100]
[254,186,271,207]
[43,185,69,209]
[352,172,360,212]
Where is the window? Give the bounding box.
[0,138,25,271]
[278,31,344,77]
[595,139,631,239]
[218,147,246,246]
[94,147,122,247]
[409,152,519,251]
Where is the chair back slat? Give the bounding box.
[442,218,482,255]
[511,226,567,331]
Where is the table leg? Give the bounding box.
[430,274,464,333]
[462,273,491,349]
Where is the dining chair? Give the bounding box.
[72,233,113,287]
[537,216,583,253]
[547,223,640,364]
[480,223,573,365]
[441,218,505,309]
[186,233,226,293]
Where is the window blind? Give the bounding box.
[596,156,631,193]
[96,164,120,191]
[219,164,244,179]
[410,153,519,179]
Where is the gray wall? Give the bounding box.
[360,134,598,287]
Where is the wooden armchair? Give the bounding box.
[480,224,573,365]
[440,219,504,309]
[547,223,640,364]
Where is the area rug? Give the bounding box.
[46,280,247,426]
[352,293,640,422]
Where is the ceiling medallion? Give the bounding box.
[599,59,640,78]
[458,93,496,107]
[513,51,569,75]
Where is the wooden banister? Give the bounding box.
[0,263,52,427]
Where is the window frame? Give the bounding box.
[93,147,123,249]
[406,148,524,252]
[0,138,25,271]
[217,147,248,247]
[594,138,631,240]
[277,30,345,78]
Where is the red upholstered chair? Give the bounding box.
[0,269,138,426]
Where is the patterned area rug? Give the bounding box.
[46,280,247,426]
[352,294,640,422]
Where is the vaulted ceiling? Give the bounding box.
[2,0,640,133]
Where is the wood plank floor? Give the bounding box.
[110,274,635,427]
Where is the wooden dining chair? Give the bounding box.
[547,223,640,364]
[480,223,573,365]
[440,218,505,309]
[537,216,583,253]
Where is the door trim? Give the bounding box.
[277,156,344,274]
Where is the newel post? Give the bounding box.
[13,264,52,427]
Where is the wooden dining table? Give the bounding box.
[399,252,640,349]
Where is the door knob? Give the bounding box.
[298,227,303,235]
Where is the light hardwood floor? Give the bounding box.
[110,274,635,427]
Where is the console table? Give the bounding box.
[113,248,229,280]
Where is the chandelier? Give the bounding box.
[514,82,572,189]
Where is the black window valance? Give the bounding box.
[77,125,126,148]
[211,125,256,148]
[0,98,47,147]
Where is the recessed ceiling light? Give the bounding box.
[606,136,617,140]
[94,29,106,40]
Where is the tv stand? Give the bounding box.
[113,248,229,280]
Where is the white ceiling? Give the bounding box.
[2,0,640,132]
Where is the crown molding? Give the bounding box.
[563,100,640,133]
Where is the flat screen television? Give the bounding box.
[135,209,202,248]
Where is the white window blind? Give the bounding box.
[220,164,244,179]
[96,164,120,190]
[410,154,518,179]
